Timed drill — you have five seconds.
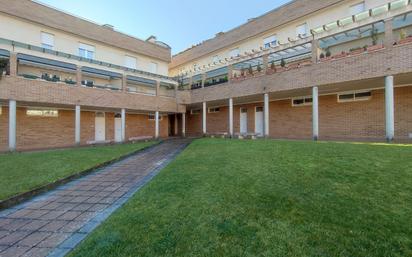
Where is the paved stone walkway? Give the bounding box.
[0,139,191,257]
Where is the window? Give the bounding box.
[41,32,54,50]
[190,109,201,115]
[208,107,220,113]
[148,114,163,121]
[125,56,137,69]
[256,107,264,112]
[212,55,219,64]
[229,48,240,58]
[149,62,158,73]
[292,97,313,106]
[296,23,308,37]
[27,109,58,117]
[338,91,371,102]
[240,108,247,113]
[79,43,95,59]
[350,2,366,16]
[263,35,277,48]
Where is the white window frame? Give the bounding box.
[337,90,372,103]
[190,109,201,115]
[125,55,137,69]
[26,109,59,117]
[296,23,308,37]
[208,107,221,113]
[292,96,313,107]
[229,48,240,58]
[263,35,278,48]
[78,43,95,59]
[41,32,54,50]
[149,62,158,74]
[350,2,366,16]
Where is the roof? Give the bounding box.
[0,0,171,62]
[170,0,345,69]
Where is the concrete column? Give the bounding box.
[312,86,319,141]
[385,76,395,142]
[121,108,126,142]
[174,114,178,136]
[8,100,16,151]
[384,18,394,49]
[122,75,127,92]
[182,113,186,137]
[311,40,320,63]
[76,66,82,86]
[9,52,17,76]
[202,102,207,135]
[229,98,234,137]
[75,105,81,145]
[264,93,270,137]
[155,111,160,139]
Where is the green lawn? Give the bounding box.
[0,141,157,201]
[70,139,412,257]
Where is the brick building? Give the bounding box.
[1,0,412,151]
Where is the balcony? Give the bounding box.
[80,66,122,91]
[16,54,78,86]
[393,11,412,45]
[158,82,176,98]
[126,75,157,95]
[0,49,9,78]
[204,67,228,87]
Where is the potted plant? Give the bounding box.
[349,46,365,55]
[248,64,253,76]
[319,53,325,59]
[367,28,385,51]
[266,61,276,75]
[240,68,245,77]
[325,48,331,58]
[256,63,262,73]
[0,59,8,79]
[399,29,412,44]
[333,51,347,59]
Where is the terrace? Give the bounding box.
[178,0,412,90]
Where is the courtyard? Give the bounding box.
[66,138,412,257]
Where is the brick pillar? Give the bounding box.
[228,65,233,83]
[9,52,17,76]
[156,81,160,96]
[384,18,394,48]
[122,74,128,92]
[311,39,320,63]
[76,66,82,86]
[262,54,269,72]
[201,73,206,88]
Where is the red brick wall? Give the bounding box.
[126,113,168,139]
[185,87,412,141]
[0,108,171,152]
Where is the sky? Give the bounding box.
[37,0,291,55]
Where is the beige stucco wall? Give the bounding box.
[170,0,393,77]
[0,14,169,76]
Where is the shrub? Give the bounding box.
[248,64,253,75]
[319,53,325,59]
[325,49,331,57]
[280,58,286,67]
[257,63,262,73]
[270,61,275,70]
